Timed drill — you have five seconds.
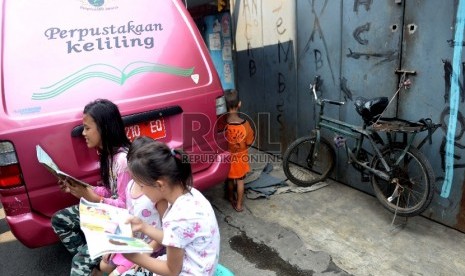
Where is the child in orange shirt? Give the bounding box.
[224,89,254,212]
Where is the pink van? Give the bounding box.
[0,0,229,248]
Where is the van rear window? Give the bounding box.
[2,0,210,118]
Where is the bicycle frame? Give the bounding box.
[312,89,428,182]
[313,102,391,180]
[283,75,441,217]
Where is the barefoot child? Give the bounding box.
[224,89,255,212]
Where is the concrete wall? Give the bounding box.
[230,0,465,232]
[232,0,297,154]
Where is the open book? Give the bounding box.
[36,145,91,188]
[31,62,196,100]
[79,198,153,259]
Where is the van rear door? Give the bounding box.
[0,0,229,248]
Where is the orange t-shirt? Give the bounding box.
[225,119,254,179]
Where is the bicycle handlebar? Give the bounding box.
[310,76,345,106]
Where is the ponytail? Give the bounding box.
[170,148,193,189]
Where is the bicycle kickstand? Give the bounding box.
[389,180,408,231]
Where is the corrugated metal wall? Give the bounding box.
[231,0,465,232]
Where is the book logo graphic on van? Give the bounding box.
[31,62,196,100]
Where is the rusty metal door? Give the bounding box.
[295,1,406,195]
[399,1,465,230]
[296,0,465,231]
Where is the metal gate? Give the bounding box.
[232,0,465,232]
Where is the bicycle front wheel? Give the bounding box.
[282,135,335,187]
[370,143,434,217]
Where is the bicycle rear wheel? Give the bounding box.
[282,135,335,187]
[370,143,434,217]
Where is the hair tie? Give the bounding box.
[170,148,176,156]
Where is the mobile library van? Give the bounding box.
[0,0,229,248]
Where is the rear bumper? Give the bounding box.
[6,212,58,248]
[192,150,230,191]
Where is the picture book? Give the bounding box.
[79,198,153,260]
[36,145,91,188]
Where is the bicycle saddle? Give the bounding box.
[354,96,389,124]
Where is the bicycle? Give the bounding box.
[282,75,441,217]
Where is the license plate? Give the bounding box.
[125,118,167,142]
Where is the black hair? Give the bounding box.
[127,136,154,161]
[127,141,193,191]
[224,89,240,110]
[83,99,130,189]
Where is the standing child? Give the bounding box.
[51,99,132,276]
[120,140,220,276]
[224,89,255,212]
[94,137,168,276]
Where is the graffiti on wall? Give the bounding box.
[274,0,289,134]
[300,0,336,83]
[237,0,290,152]
[346,48,397,65]
[442,59,465,103]
[438,59,465,217]
[440,58,465,176]
[347,0,398,65]
[441,0,465,200]
[353,0,373,13]
[242,0,258,78]
[434,60,465,217]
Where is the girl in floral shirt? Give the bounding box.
[121,139,220,276]
[96,137,168,276]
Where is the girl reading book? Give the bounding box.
[94,179,168,276]
[51,99,132,276]
[94,137,168,276]
[120,140,220,276]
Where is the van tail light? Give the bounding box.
[0,141,24,189]
[215,95,227,133]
